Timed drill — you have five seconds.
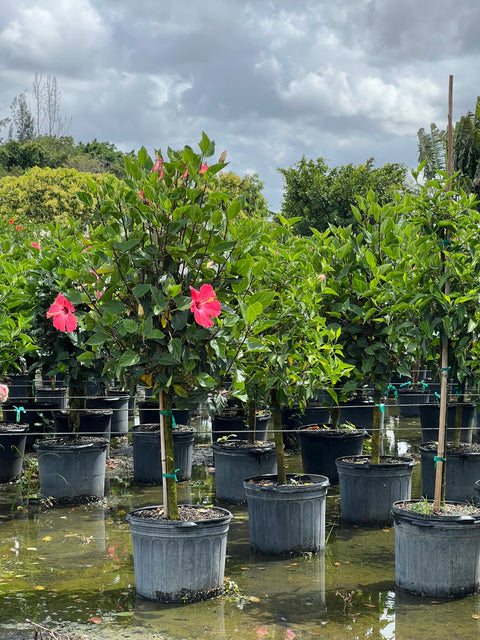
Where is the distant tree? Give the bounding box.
[9,93,34,143]
[31,73,70,138]
[417,96,480,199]
[0,117,10,144]
[0,166,121,224]
[279,157,408,234]
[217,171,270,217]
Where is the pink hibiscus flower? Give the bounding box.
[190,284,221,328]
[199,164,209,175]
[46,294,78,333]
[152,157,164,178]
[0,384,9,403]
[31,242,41,250]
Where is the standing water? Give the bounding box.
[1,410,480,639]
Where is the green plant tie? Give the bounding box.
[399,382,411,388]
[162,469,180,482]
[159,409,176,428]
[440,367,451,372]
[454,386,461,399]
[420,381,428,391]
[13,406,26,422]
[434,392,441,404]
[375,403,385,413]
[387,384,398,399]
[434,456,446,468]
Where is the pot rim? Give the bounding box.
[243,472,329,491]
[392,499,480,524]
[336,454,416,468]
[127,503,232,526]
[297,425,367,437]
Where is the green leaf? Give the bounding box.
[133,284,151,298]
[101,300,124,315]
[77,352,95,362]
[118,350,140,367]
[196,372,216,388]
[246,302,263,324]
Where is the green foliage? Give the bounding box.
[0,167,121,224]
[216,171,271,218]
[417,97,480,197]
[279,156,409,233]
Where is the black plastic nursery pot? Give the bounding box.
[137,400,190,427]
[211,411,270,442]
[0,423,28,482]
[397,387,428,418]
[212,441,277,503]
[106,392,130,434]
[53,409,113,439]
[34,437,108,500]
[392,500,480,597]
[131,425,195,483]
[337,400,375,433]
[243,473,330,556]
[336,456,415,525]
[419,442,480,503]
[35,386,68,410]
[298,426,366,483]
[127,505,232,602]
[2,401,56,451]
[418,403,475,443]
[281,404,331,449]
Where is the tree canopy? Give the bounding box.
[278,156,408,234]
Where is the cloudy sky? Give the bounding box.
[0,0,479,211]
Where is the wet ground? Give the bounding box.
[1,410,480,640]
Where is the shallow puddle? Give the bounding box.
[1,411,480,639]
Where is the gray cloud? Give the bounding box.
[1,0,479,210]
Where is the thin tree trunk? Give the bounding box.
[159,391,178,520]
[271,388,286,485]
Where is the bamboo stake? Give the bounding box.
[159,390,168,518]
[433,74,453,510]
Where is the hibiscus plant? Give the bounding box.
[61,134,270,518]
[315,191,418,464]
[233,218,352,483]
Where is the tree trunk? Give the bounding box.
[160,392,179,520]
[271,388,286,485]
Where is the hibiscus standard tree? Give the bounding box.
[66,134,268,518]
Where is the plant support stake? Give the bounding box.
[434,74,454,511]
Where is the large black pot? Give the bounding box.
[131,425,195,483]
[0,423,28,482]
[212,441,277,503]
[336,455,415,525]
[418,403,475,443]
[243,473,329,556]
[397,387,428,418]
[419,442,480,502]
[35,386,68,410]
[393,500,480,597]
[53,409,112,439]
[281,404,330,449]
[298,426,366,483]
[127,505,232,602]
[34,437,108,499]
[2,401,56,450]
[337,400,375,433]
[137,400,190,427]
[211,411,270,442]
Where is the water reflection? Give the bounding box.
[1,415,480,639]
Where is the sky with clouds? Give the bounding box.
[0,0,479,211]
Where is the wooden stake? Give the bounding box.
[433,75,453,510]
